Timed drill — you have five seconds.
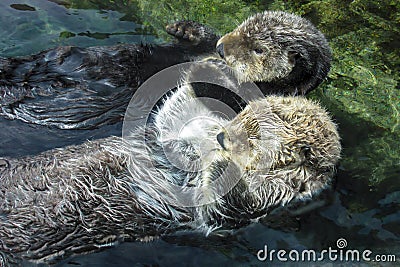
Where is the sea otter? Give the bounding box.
[215,11,332,95]
[0,70,341,265]
[0,11,331,129]
[0,20,218,130]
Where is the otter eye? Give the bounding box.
[254,48,264,54]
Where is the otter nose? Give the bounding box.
[217,132,226,150]
[216,43,224,58]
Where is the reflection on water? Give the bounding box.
[0,0,399,266]
[0,0,157,57]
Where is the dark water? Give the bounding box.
[0,0,399,266]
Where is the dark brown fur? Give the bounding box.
[0,22,218,129]
[0,11,331,129]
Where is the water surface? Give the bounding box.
[0,0,399,266]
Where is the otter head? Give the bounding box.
[196,96,341,223]
[152,79,339,225]
[216,11,332,95]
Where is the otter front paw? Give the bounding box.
[166,20,218,47]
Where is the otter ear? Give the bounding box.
[288,51,301,66]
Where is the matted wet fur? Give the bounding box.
[0,20,218,130]
[0,75,341,265]
[0,11,331,129]
[216,10,331,95]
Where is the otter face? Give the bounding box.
[215,103,280,176]
[216,29,295,83]
[195,96,340,218]
[153,80,339,219]
[215,11,332,92]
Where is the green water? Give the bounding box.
[0,0,399,266]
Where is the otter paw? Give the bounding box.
[166,20,208,44]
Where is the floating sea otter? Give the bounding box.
[0,62,341,264]
[0,11,331,129]
[215,11,331,95]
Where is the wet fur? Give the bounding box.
[217,11,331,95]
[0,23,218,130]
[0,11,331,129]
[0,75,340,264]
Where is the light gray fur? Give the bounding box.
[0,76,340,265]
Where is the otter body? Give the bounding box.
[0,22,218,129]
[0,11,337,265]
[0,77,341,264]
[0,11,331,129]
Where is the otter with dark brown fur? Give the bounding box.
[216,10,332,95]
[0,11,331,129]
[0,73,341,265]
[0,20,218,129]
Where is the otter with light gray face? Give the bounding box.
[0,75,341,264]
